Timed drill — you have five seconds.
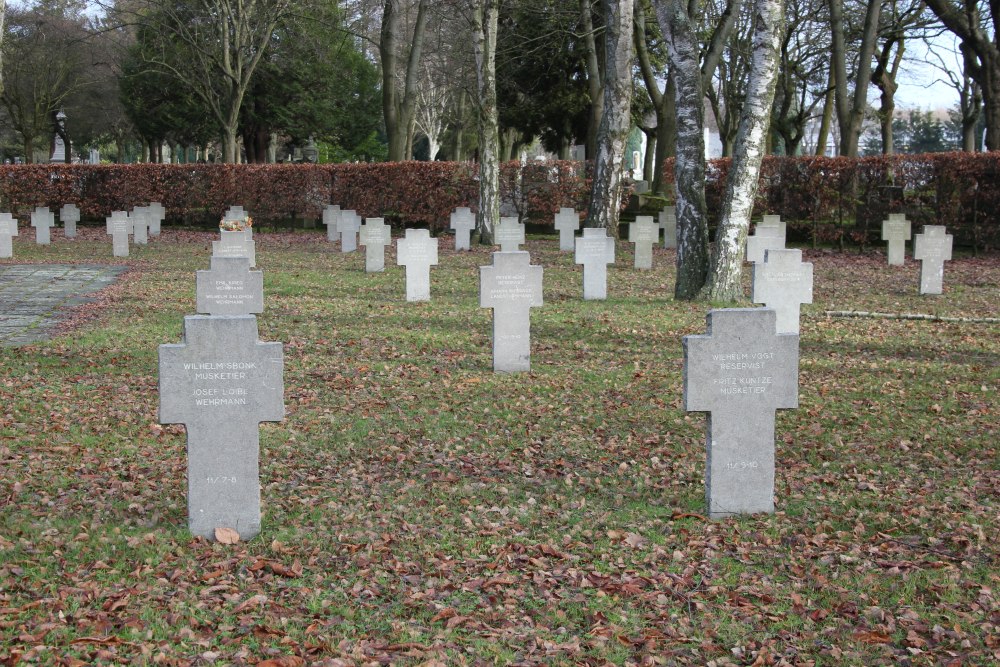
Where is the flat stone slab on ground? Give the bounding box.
[0,264,127,345]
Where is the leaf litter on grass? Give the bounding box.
[0,231,997,665]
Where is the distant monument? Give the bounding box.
[50,110,68,163]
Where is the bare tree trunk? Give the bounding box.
[0,0,6,98]
[829,0,880,157]
[815,66,834,155]
[634,0,674,193]
[473,0,499,244]
[381,0,429,162]
[707,0,784,302]
[585,0,634,236]
[581,0,604,159]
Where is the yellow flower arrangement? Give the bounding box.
[220,214,253,231]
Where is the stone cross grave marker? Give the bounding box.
[746,223,786,264]
[213,230,256,267]
[554,208,580,251]
[683,308,799,519]
[913,225,953,295]
[31,207,54,245]
[660,206,677,249]
[337,210,362,252]
[450,207,475,251]
[131,207,149,245]
[147,202,165,236]
[495,217,525,252]
[575,227,615,300]
[222,206,252,241]
[60,204,80,239]
[881,213,911,266]
[480,251,543,372]
[751,249,813,334]
[396,228,439,301]
[629,216,658,269]
[359,217,392,272]
[196,256,263,316]
[0,213,18,259]
[159,315,284,541]
[107,211,130,257]
[759,214,786,236]
[322,205,341,243]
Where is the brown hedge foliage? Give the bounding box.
[1,153,997,248]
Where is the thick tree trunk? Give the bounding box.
[829,0,880,157]
[815,67,834,155]
[654,0,709,298]
[582,0,604,159]
[585,0,634,236]
[381,0,429,162]
[473,0,500,244]
[706,0,784,302]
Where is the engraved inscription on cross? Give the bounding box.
[196,256,263,316]
[629,216,658,269]
[60,203,80,239]
[0,213,18,259]
[751,248,813,334]
[213,229,256,267]
[480,252,543,372]
[881,213,911,266]
[684,309,799,519]
[106,211,130,257]
[450,207,475,251]
[495,217,525,252]
[360,218,392,272]
[337,210,362,252]
[396,228,439,301]
[159,315,284,540]
[575,227,615,300]
[31,206,54,245]
[554,208,580,251]
[130,207,149,245]
[913,225,953,295]
[322,204,341,242]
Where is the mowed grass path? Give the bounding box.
[1,228,997,665]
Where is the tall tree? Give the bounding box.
[925,0,1000,150]
[381,0,429,161]
[585,0,634,233]
[472,0,499,243]
[0,0,6,98]
[706,0,784,301]
[652,0,742,299]
[828,0,880,157]
[117,0,293,163]
[633,0,675,193]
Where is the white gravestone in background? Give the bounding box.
[683,308,799,519]
[881,214,911,266]
[759,214,786,236]
[107,211,130,257]
[147,202,165,236]
[575,227,615,300]
[131,207,149,245]
[660,206,677,249]
[396,228,439,301]
[31,207,54,245]
[213,230,256,267]
[751,248,813,335]
[480,251,543,372]
[60,204,80,239]
[450,207,476,251]
[159,315,284,541]
[337,210,362,252]
[746,224,786,264]
[629,216,658,270]
[196,256,264,316]
[322,205,341,243]
[495,217,526,252]
[554,208,580,251]
[0,213,18,259]
[359,218,392,272]
[913,226,953,295]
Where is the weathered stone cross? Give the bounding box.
[450,207,475,251]
[751,249,813,334]
[684,308,799,519]
[159,315,284,540]
[196,256,263,316]
[629,216,658,269]
[60,204,80,239]
[480,251,543,372]
[554,208,580,251]
[575,227,615,300]
[913,225,953,295]
[495,217,525,252]
[359,218,392,272]
[31,207,54,245]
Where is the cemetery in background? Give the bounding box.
[2,152,1000,252]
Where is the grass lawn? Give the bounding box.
[1,227,997,666]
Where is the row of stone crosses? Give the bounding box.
[153,205,817,541]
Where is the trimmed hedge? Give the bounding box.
[2,153,998,249]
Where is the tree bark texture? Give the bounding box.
[829,0,880,157]
[585,0,634,237]
[381,0,429,161]
[634,0,675,193]
[707,0,784,302]
[473,0,500,244]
